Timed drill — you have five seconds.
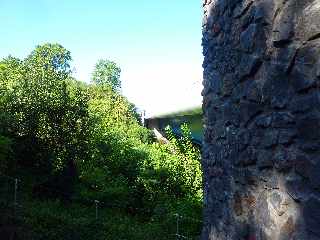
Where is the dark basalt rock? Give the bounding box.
[233,0,253,18]
[261,129,278,148]
[234,168,259,186]
[262,63,291,106]
[222,73,236,96]
[239,101,262,124]
[222,101,240,126]
[202,70,223,95]
[250,128,264,146]
[296,2,320,42]
[236,146,257,167]
[272,43,299,72]
[310,161,320,190]
[256,191,272,227]
[279,216,295,240]
[289,92,320,113]
[317,60,320,78]
[304,197,320,237]
[254,0,275,25]
[274,146,293,172]
[278,129,297,145]
[257,150,273,169]
[246,81,262,103]
[271,112,295,128]
[290,40,320,92]
[286,176,311,202]
[271,2,295,47]
[294,153,312,179]
[238,129,250,151]
[297,111,320,141]
[202,0,320,239]
[240,23,258,53]
[239,54,262,80]
[298,141,320,153]
[255,114,272,128]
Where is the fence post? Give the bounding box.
[175,213,179,240]
[14,178,18,215]
[95,200,99,220]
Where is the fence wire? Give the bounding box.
[0,173,202,239]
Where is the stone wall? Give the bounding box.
[201,0,320,239]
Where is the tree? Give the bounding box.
[0,44,91,176]
[0,56,24,135]
[91,59,121,90]
[25,43,72,78]
[23,44,91,172]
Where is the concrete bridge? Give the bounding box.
[145,106,203,146]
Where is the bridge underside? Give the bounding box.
[145,114,203,146]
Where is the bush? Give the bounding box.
[0,135,13,173]
[0,44,203,239]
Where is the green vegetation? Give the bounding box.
[92,59,121,91]
[0,43,202,239]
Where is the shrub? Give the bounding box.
[0,135,13,173]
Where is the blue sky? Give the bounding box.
[0,0,203,116]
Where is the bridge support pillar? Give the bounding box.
[201,0,320,239]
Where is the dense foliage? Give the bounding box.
[0,43,202,239]
[91,59,121,91]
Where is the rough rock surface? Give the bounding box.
[201,0,320,239]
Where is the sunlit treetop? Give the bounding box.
[91,59,121,91]
[25,43,72,78]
